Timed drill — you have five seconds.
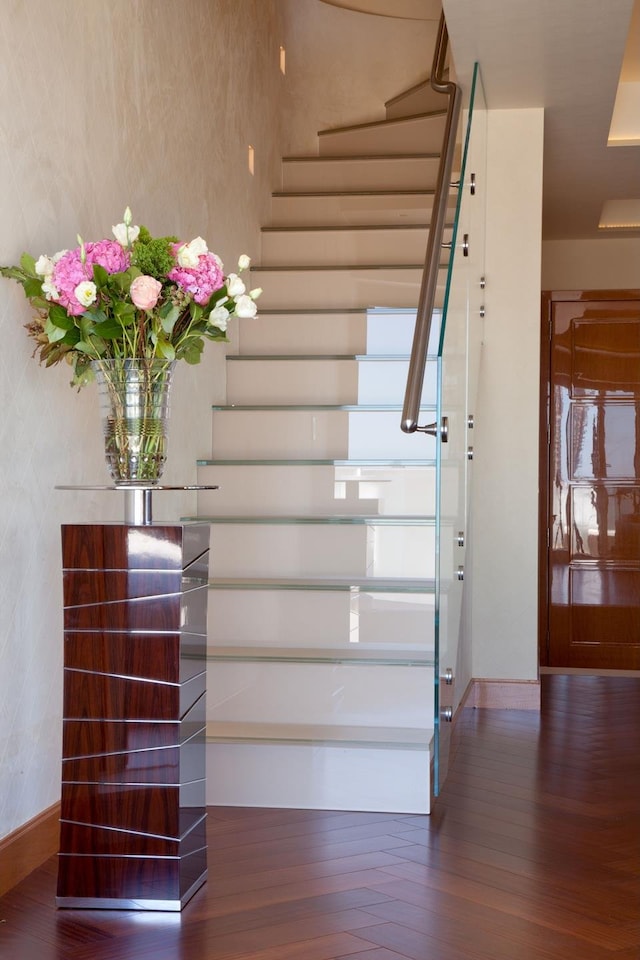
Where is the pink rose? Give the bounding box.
[130,275,162,310]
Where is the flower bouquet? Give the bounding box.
[0,208,262,481]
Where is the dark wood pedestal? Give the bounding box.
[56,523,210,911]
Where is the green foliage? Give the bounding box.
[133,236,177,279]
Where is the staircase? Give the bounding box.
[195,79,462,815]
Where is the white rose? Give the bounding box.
[238,254,251,271]
[75,280,98,307]
[226,273,245,297]
[35,255,55,277]
[208,304,230,331]
[177,236,208,267]
[42,278,59,301]
[234,294,258,318]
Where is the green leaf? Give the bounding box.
[61,328,81,346]
[79,317,95,339]
[23,278,45,299]
[82,307,108,324]
[0,265,28,282]
[180,338,204,364]
[160,304,180,334]
[73,340,95,355]
[97,321,127,339]
[20,253,37,276]
[189,302,204,323]
[109,271,132,294]
[44,317,68,343]
[92,263,108,287]
[113,301,136,323]
[49,305,74,330]
[156,339,176,361]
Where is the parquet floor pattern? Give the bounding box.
[1,675,638,959]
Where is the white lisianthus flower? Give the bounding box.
[41,278,60,301]
[238,254,251,271]
[75,280,98,308]
[177,236,208,268]
[226,273,245,297]
[112,221,140,248]
[52,249,68,263]
[35,255,55,277]
[208,304,230,331]
[249,287,263,300]
[234,294,258,318]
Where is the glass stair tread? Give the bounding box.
[206,645,434,666]
[212,403,436,412]
[253,263,444,272]
[227,354,438,362]
[262,223,437,232]
[197,458,435,466]
[282,151,442,161]
[206,720,433,749]
[272,189,437,198]
[258,307,419,316]
[188,515,436,525]
[208,576,435,593]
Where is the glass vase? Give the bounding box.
[92,359,176,484]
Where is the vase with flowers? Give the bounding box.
[0,208,261,483]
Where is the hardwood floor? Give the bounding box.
[1,674,638,959]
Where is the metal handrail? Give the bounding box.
[401,13,461,434]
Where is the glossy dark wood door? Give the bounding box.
[547,297,640,668]
[57,523,210,910]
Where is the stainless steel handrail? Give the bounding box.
[401,13,461,434]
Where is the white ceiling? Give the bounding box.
[443,0,640,240]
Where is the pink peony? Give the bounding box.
[130,275,162,310]
[52,240,131,315]
[168,246,224,305]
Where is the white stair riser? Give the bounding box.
[281,155,440,192]
[206,741,431,813]
[252,266,439,311]
[197,464,378,516]
[260,226,453,268]
[226,359,437,406]
[239,312,367,355]
[211,409,437,459]
[386,83,448,120]
[207,662,433,726]
[208,524,436,578]
[237,310,428,357]
[270,193,443,227]
[318,113,447,156]
[207,588,435,646]
[197,464,435,517]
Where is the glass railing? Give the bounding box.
[434,62,487,792]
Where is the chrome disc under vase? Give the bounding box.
[92,359,176,484]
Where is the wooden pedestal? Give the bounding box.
[56,523,210,911]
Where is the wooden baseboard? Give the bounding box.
[0,802,60,897]
[468,679,541,710]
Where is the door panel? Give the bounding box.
[547,297,640,669]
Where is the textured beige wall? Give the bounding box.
[279,0,438,156]
[0,0,283,839]
[542,238,640,290]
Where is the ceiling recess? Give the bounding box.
[319,0,441,20]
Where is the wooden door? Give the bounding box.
[543,292,640,669]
